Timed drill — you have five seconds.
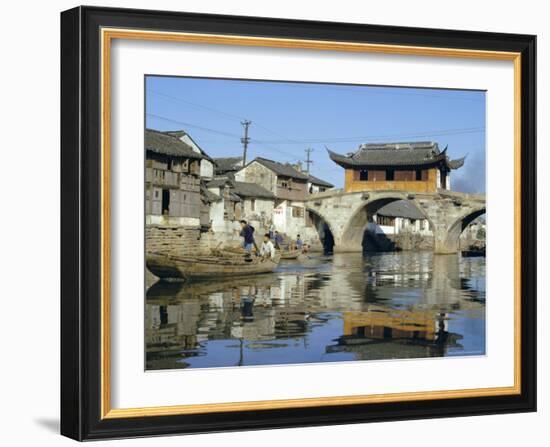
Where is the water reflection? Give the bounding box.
[146,252,485,370]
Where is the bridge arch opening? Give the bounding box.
[305,209,335,254]
[339,196,434,253]
[446,208,486,255]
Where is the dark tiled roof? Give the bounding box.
[200,183,221,203]
[232,181,276,199]
[213,157,243,174]
[448,156,466,169]
[252,157,309,180]
[162,130,214,162]
[307,174,333,188]
[145,129,205,159]
[376,200,426,220]
[327,141,464,170]
[229,192,241,202]
[206,179,275,200]
[206,178,233,189]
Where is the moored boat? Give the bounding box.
[280,248,301,260]
[146,251,280,280]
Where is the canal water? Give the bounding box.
[145,252,486,370]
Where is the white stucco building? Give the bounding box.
[205,178,276,236]
[367,200,432,236]
[164,130,215,180]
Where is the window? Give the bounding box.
[250,199,256,211]
[416,169,422,180]
[292,207,304,218]
[386,169,395,181]
[359,170,369,181]
[377,215,395,226]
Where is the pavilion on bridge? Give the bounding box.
[327,141,465,193]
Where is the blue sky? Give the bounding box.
[145,76,486,193]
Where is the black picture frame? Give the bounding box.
[61,5,536,441]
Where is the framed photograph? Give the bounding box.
[61,6,536,441]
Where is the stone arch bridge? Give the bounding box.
[305,189,486,254]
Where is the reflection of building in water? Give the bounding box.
[146,252,485,369]
[343,308,443,342]
[330,308,462,360]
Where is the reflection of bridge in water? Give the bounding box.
[146,252,485,369]
[305,189,485,254]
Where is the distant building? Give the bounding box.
[307,174,334,194]
[206,178,242,231]
[460,216,486,248]
[199,182,222,231]
[205,178,275,233]
[235,157,309,201]
[213,156,244,177]
[163,130,215,180]
[233,157,333,247]
[145,129,207,227]
[232,181,276,221]
[368,200,431,236]
[328,141,465,193]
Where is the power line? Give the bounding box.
[149,89,246,122]
[149,89,303,146]
[146,113,242,139]
[251,127,486,144]
[149,88,484,150]
[147,113,481,165]
[147,113,301,161]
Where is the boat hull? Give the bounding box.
[280,249,301,260]
[146,253,280,280]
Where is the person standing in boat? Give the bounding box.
[295,234,304,251]
[260,233,276,259]
[274,230,283,249]
[239,220,258,253]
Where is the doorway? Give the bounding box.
[162,189,170,215]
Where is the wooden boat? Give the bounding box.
[146,251,280,280]
[215,245,301,259]
[279,248,301,260]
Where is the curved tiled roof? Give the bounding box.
[327,141,465,170]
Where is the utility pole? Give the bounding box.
[304,147,314,174]
[241,120,251,166]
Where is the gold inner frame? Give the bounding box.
[100,27,522,419]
